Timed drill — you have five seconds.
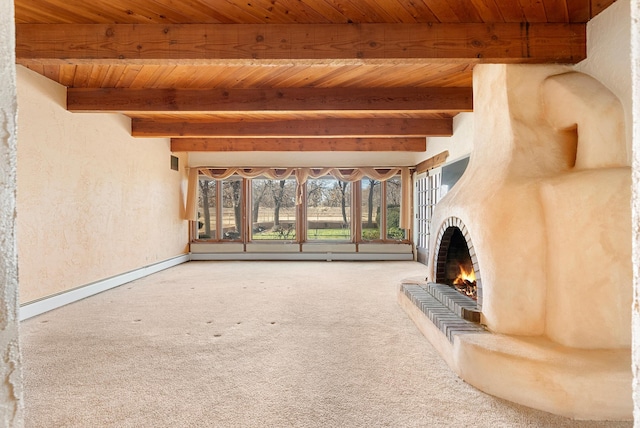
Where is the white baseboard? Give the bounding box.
[20,254,190,321]
[20,251,412,320]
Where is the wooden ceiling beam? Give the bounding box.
[415,150,450,173]
[170,137,426,152]
[67,87,473,113]
[16,23,586,64]
[132,118,452,138]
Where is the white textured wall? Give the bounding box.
[188,148,418,168]
[0,1,23,426]
[631,0,640,423]
[575,0,633,164]
[16,67,189,303]
[418,112,474,165]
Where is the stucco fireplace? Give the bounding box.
[399,64,632,420]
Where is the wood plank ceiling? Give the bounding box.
[14,0,615,153]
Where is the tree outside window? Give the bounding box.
[197,178,216,239]
[361,175,406,241]
[361,178,381,240]
[251,178,297,240]
[306,177,351,241]
[196,174,243,241]
[385,176,405,240]
[222,177,243,240]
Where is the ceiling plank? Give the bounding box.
[170,137,426,152]
[468,0,506,22]
[516,0,549,22]
[542,0,569,22]
[494,1,527,21]
[132,118,452,138]
[446,1,485,22]
[565,0,590,22]
[16,23,586,64]
[67,87,473,113]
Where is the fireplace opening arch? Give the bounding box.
[433,217,482,309]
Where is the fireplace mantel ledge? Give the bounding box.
[398,279,632,421]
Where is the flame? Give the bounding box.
[454,264,476,285]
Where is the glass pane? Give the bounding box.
[361,178,381,240]
[222,177,243,240]
[197,177,216,239]
[386,176,405,240]
[251,178,297,240]
[306,177,351,241]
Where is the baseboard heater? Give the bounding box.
[189,252,413,261]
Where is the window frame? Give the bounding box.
[415,168,442,256]
[304,175,354,242]
[194,174,245,242]
[191,171,409,245]
[359,174,408,243]
[195,176,218,241]
[248,176,299,243]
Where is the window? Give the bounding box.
[197,177,217,239]
[361,178,381,240]
[441,156,469,198]
[306,176,351,241]
[415,175,429,251]
[221,176,243,240]
[251,178,297,240]
[360,175,406,242]
[192,167,406,245]
[415,169,441,262]
[196,174,243,241]
[385,176,405,240]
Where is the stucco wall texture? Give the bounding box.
[576,0,633,163]
[631,0,640,423]
[419,112,474,165]
[16,67,189,304]
[0,0,24,425]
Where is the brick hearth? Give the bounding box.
[400,280,484,343]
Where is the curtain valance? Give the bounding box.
[194,167,400,182]
[199,167,297,180]
[185,166,412,229]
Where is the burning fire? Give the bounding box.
[454,265,476,285]
[453,264,477,300]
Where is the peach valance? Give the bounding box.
[185,167,412,229]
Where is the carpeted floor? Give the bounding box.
[20,261,633,428]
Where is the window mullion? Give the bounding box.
[352,180,360,243]
[216,180,223,241]
[381,180,387,241]
[243,177,250,244]
[300,183,307,243]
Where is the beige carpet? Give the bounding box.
[20,261,632,428]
